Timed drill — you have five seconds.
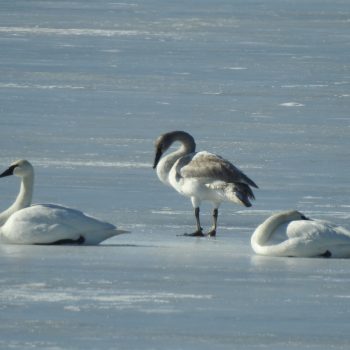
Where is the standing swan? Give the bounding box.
[153,131,258,236]
[251,210,350,258]
[0,160,128,245]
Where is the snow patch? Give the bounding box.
[279,102,304,107]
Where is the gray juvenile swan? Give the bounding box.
[251,210,350,258]
[153,131,258,236]
[0,159,128,245]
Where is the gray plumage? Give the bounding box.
[153,131,258,236]
[179,151,258,190]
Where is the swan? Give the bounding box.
[0,159,128,245]
[251,210,350,258]
[153,131,258,236]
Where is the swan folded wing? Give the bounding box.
[206,180,255,203]
[279,233,350,258]
[287,220,350,243]
[39,204,116,232]
[2,204,116,244]
[8,217,81,244]
[180,152,258,189]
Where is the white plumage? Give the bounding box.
[251,210,350,258]
[0,160,127,245]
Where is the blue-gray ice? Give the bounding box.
[0,0,349,349]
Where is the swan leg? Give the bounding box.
[184,207,204,237]
[206,208,218,237]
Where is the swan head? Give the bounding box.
[281,210,309,221]
[153,131,195,169]
[0,159,34,179]
[153,133,174,169]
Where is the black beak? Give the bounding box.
[153,148,162,169]
[0,165,16,178]
[301,214,310,220]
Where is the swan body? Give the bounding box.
[153,131,258,236]
[0,160,127,245]
[251,210,350,258]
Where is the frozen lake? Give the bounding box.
[0,0,349,349]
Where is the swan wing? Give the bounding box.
[268,220,350,257]
[1,204,117,245]
[286,220,350,242]
[179,151,258,188]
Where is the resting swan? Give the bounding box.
[0,159,128,245]
[251,210,350,258]
[153,131,258,236]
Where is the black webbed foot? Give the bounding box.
[206,229,216,237]
[182,230,205,237]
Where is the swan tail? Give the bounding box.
[206,181,255,207]
[225,183,255,207]
[82,228,130,245]
[114,229,130,235]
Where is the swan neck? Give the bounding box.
[176,131,196,154]
[0,173,34,226]
[156,149,183,185]
[156,133,196,185]
[168,131,196,161]
[18,174,34,208]
[252,212,290,246]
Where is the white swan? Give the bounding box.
[153,131,258,236]
[0,159,128,245]
[251,210,350,258]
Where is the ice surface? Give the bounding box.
[0,0,349,349]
